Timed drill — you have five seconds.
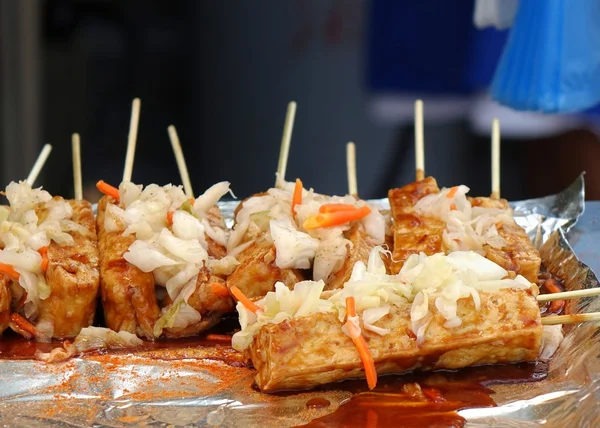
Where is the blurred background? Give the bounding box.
[2,0,600,201]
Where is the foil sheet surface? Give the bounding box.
[1,178,596,427]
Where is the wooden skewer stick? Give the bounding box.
[72,133,83,200]
[275,101,297,188]
[26,144,53,186]
[414,99,425,181]
[542,312,600,325]
[122,98,141,182]
[537,288,600,302]
[167,125,194,198]
[346,142,358,197]
[491,118,501,199]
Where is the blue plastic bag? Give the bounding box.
[490,0,600,113]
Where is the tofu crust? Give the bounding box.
[36,199,100,338]
[248,288,542,392]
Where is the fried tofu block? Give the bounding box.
[0,275,10,334]
[227,239,305,299]
[164,268,235,338]
[470,197,541,283]
[247,288,542,392]
[388,178,445,273]
[36,199,100,338]
[324,225,375,291]
[97,197,160,339]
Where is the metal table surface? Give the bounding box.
[569,201,600,275]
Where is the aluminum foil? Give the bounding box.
[0,181,596,427]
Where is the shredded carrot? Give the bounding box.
[291,178,303,216]
[38,246,49,272]
[345,296,377,390]
[304,205,371,230]
[319,203,357,213]
[230,285,261,313]
[166,211,174,225]
[446,186,459,199]
[96,180,120,202]
[543,278,565,313]
[0,263,20,281]
[205,333,232,343]
[10,313,36,336]
[449,203,457,211]
[210,282,231,297]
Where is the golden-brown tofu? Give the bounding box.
[97,197,160,339]
[0,275,10,334]
[164,269,234,337]
[227,239,305,299]
[388,178,445,273]
[469,197,541,283]
[35,200,100,338]
[247,288,542,392]
[324,225,375,290]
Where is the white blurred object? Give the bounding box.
[474,0,519,29]
[469,94,584,139]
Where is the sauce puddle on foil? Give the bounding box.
[295,362,548,428]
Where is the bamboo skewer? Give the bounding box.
[275,101,297,188]
[491,118,501,199]
[72,133,83,200]
[167,125,194,198]
[346,142,358,197]
[26,144,53,186]
[542,312,600,325]
[122,98,141,182]
[414,100,425,181]
[537,288,600,302]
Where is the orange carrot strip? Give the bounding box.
[230,286,261,313]
[167,211,174,225]
[0,263,20,281]
[205,334,232,343]
[291,178,303,216]
[345,296,377,390]
[319,203,357,213]
[304,205,371,230]
[96,180,120,202]
[446,186,459,199]
[543,278,565,313]
[449,203,457,211]
[10,313,36,336]
[38,246,49,272]
[210,282,231,297]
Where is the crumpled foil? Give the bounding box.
[0,179,597,427]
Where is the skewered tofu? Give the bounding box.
[233,247,542,392]
[388,177,444,274]
[36,199,100,338]
[249,289,541,391]
[97,196,160,339]
[227,238,306,299]
[388,178,541,282]
[0,183,101,340]
[97,181,236,339]
[227,181,386,298]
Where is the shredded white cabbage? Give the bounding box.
[414,185,513,254]
[232,246,534,351]
[110,182,233,337]
[228,179,386,282]
[0,181,76,323]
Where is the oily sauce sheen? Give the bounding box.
[296,362,548,428]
